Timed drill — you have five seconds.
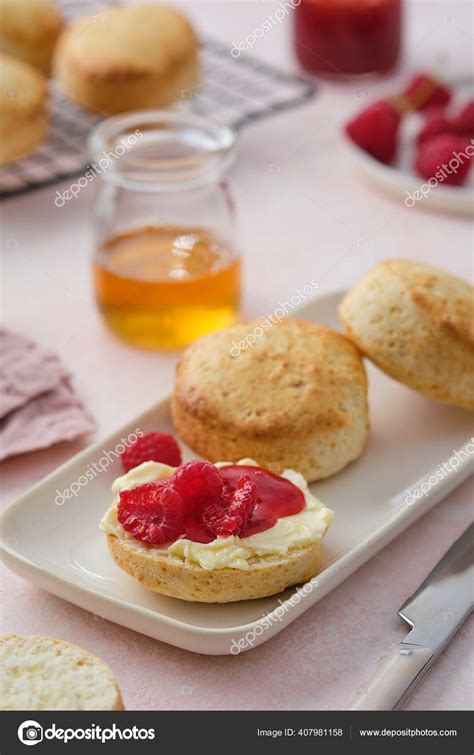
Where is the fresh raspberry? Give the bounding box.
[121,432,182,472]
[403,74,452,112]
[202,476,257,537]
[202,500,242,537]
[117,481,183,545]
[227,475,258,530]
[416,107,452,146]
[451,100,474,137]
[345,101,401,164]
[182,513,214,544]
[172,460,223,506]
[415,134,471,185]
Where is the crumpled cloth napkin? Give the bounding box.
[0,329,95,460]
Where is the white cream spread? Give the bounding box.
[100,459,333,571]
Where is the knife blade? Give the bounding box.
[349,524,473,710]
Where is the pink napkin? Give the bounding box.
[0,329,70,418]
[0,329,95,460]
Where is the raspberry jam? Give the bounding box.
[178,466,306,544]
[218,466,305,537]
[294,0,402,76]
[118,463,307,546]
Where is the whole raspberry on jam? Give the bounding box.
[202,475,257,537]
[226,475,258,530]
[117,481,183,545]
[202,500,242,537]
[416,107,452,146]
[415,134,471,185]
[172,460,223,506]
[345,100,401,164]
[181,513,214,544]
[121,432,182,472]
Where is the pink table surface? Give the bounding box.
[1,1,473,711]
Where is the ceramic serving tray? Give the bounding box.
[2,291,473,655]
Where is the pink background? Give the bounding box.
[2,1,473,710]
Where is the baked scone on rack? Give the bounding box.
[101,458,334,603]
[340,259,474,410]
[0,54,48,165]
[0,0,64,74]
[54,3,200,114]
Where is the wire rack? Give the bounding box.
[0,0,316,197]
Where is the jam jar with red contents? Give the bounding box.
[294,0,403,76]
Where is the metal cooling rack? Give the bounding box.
[0,0,316,197]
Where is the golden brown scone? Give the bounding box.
[172,318,369,481]
[0,635,123,710]
[53,3,199,115]
[339,259,474,410]
[108,533,322,603]
[0,0,64,74]
[0,54,47,165]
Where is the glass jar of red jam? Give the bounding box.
[294,0,403,76]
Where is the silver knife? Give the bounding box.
[349,524,473,710]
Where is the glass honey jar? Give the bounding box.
[88,111,240,349]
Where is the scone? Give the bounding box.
[0,54,48,165]
[54,3,199,115]
[0,0,63,73]
[0,635,123,710]
[107,535,323,603]
[339,259,474,410]
[172,318,369,482]
[100,459,334,603]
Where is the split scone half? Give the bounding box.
[340,259,474,410]
[101,460,333,603]
[0,635,123,710]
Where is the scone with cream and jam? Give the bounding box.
[100,458,333,603]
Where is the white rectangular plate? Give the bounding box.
[2,291,473,655]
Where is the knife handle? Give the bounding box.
[349,644,434,710]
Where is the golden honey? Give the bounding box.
[93,225,241,349]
